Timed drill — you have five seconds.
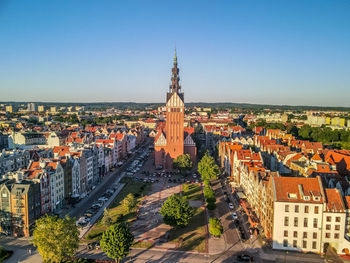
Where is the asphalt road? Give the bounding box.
[212,179,241,246]
[67,138,151,220]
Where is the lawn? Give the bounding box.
[84,177,152,241]
[168,207,207,252]
[132,240,154,249]
[182,183,202,201]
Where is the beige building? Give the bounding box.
[5,105,13,113]
[50,106,57,113]
[38,105,45,112]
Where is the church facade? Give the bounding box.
[154,51,197,170]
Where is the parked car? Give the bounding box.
[98,197,108,202]
[229,203,234,209]
[237,254,253,262]
[232,212,238,220]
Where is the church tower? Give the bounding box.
[165,49,185,162]
[154,50,196,170]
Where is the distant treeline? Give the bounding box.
[2,101,350,112]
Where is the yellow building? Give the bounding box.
[5,105,13,113]
[38,105,45,112]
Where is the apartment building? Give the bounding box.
[10,180,40,237]
[0,149,30,175]
[271,176,349,254]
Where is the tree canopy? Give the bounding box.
[209,217,223,237]
[173,154,193,174]
[100,223,134,263]
[198,152,220,181]
[203,185,216,203]
[121,193,137,213]
[160,193,194,228]
[31,215,79,263]
[102,208,113,227]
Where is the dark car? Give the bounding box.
[237,254,253,262]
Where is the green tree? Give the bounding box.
[173,154,193,175]
[198,152,220,181]
[102,208,113,227]
[31,215,79,263]
[203,186,216,203]
[100,223,134,263]
[207,201,216,210]
[298,124,312,139]
[209,217,223,237]
[160,194,194,227]
[121,193,137,213]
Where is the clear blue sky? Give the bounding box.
[0,0,349,106]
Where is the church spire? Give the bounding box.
[170,48,180,94]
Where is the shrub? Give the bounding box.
[207,202,216,210]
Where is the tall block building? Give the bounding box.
[154,51,196,169]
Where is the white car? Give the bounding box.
[229,203,234,209]
[98,197,108,202]
[232,212,238,220]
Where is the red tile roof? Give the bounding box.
[273,176,323,203]
[325,188,345,212]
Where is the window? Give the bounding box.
[336,217,341,222]
[303,232,307,238]
[326,224,331,230]
[295,205,299,213]
[314,206,319,214]
[334,233,339,239]
[313,218,318,228]
[303,240,307,249]
[285,205,289,212]
[283,240,288,247]
[284,231,288,237]
[304,218,308,227]
[326,216,331,222]
[304,206,309,213]
[313,232,317,239]
[293,240,297,248]
[312,241,317,249]
[335,225,340,231]
[294,217,298,227]
[284,217,289,226]
[325,233,330,238]
[294,231,298,238]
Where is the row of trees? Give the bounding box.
[32,215,134,263]
[298,124,350,144]
[203,181,216,210]
[251,120,350,149]
[32,193,139,263]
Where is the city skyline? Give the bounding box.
[1,0,350,106]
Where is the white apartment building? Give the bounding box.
[47,161,64,212]
[271,176,350,254]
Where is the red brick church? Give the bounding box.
[154,51,197,170]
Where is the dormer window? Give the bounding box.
[303,196,310,201]
[288,193,297,199]
[313,196,320,201]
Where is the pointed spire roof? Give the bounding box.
[167,48,184,102]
